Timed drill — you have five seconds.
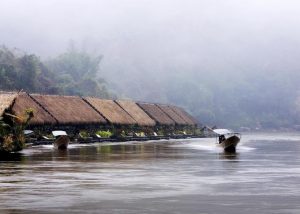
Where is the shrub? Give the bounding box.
[0,109,33,153]
[95,130,112,138]
[79,130,90,138]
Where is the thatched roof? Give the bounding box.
[169,106,198,126]
[11,93,56,125]
[116,100,156,126]
[137,103,175,126]
[31,94,107,125]
[0,91,17,116]
[157,104,187,125]
[84,98,136,125]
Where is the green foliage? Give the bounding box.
[95,130,112,138]
[48,46,101,80]
[46,46,112,98]
[0,46,113,98]
[120,130,126,137]
[3,45,300,130]
[0,118,10,138]
[0,110,33,153]
[79,130,90,138]
[157,130,164,136]
[134,132,145,137]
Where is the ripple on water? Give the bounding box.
[1,133,300,214]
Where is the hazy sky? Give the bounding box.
[1,0,300,84]
[2,0,300,126]
[1,1,300,55]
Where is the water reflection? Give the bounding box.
[218,152,239,160]
[18,141,184,163]
[52,149,70,161]
[0,152,23,162]
[1,136,300,214]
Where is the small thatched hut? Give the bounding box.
[169,106,198,126]
[116,100,156,127]
[0,92,18,117]
[31,94,107,125]
[157,104,187,126]
[11,93,56,126]
[84,98,136,125]
[137,103,175,126]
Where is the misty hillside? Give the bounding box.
[0,47,113,98]
[1,1,300,129]
[1,46,300,130]
[105,60,300,129]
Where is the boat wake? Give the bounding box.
[173,139,256,153]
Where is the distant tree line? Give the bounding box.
[0,46,114,98]
[106,64,300,130]
[2,45,300,130]
[160,71,300,129]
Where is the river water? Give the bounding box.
[1,132,300,214]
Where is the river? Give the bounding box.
[1,132,300,214]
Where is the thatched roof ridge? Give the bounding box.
[157,104,187,125]
[31,94,107,125]
[170,106,198,126]
[11,93,56,125]
[116,100,156,126]
[0,91,18,116]
[137,102,175,126]
[84,97,137,125]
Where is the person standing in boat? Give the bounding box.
[219,135,225,144]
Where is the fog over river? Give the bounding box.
[1,0,300,127]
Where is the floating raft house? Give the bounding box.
[31,94,107,125]
[0,91,199,139]
[115,100,156,127]
[137,103,175,126]
[0,92,17,117]
[170,106,197,126]
[12,93,56,125]
[157,104,187,126]
[84,98,136,125]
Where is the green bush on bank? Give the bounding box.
[0,110,33,153]
[79,130,90,138]
[95,130,112,138]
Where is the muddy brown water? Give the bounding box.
[1,133,300,214]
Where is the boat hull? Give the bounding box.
[219,135,240,152]
[53,135,70,150]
